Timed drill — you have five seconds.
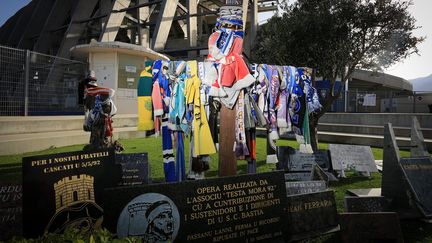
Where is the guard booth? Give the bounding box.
[71,41,169,114]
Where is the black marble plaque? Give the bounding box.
[284,172,312,181]
[276,146,292,170]
[285,190,338,241]
[22,149,121,238]
[103,171,287,243]
[277,147,330,171]
[0,206,22,240]
[285,181,326,196]
[0,182,22,240]
[0,183,22,209]
[400,157,432,217]
[329,144,377,173]
[344,196,388,212]
[116,153,150,185]
[339,212,403,243]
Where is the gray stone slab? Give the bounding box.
[411,116,429,157]
[289,150,330,171]
[382,123,411,209]
[329,144,377,173]
[284,172,312,182]
[277,147,330,172]
[311,164,329,185]
[346,188,382,197]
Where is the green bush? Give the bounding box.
[5,228,140,243]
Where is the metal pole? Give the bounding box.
[355,88,358,112]
[389,91,393,113]
[413,91,416,113]
[24,50,30,116]
[344,78,349,112]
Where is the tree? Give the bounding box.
[252,0,424,151]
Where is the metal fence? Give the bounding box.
[0,45,87,116]
[329,89,432,113]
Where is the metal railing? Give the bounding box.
[0,45,87,116]
[329,89,432,113]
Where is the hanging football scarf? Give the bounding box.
[246,128,257,173]
[169,61,188,133]
[268,65,280,142]
[234,89,249,159]
[289,68,307,135]
[137,61,154,131]
[152,60,175,182]
[162,116,175,182]
[175,131,186,182]
[185,60,216,156]
[286,66,298,94]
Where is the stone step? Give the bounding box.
[317,131,432,151]
[320,113,432,128]
[0,126,146,156]
[318,123,432,139]
[0,114,138,135]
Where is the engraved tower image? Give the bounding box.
[45,174,103,234]
[54,175,95,210]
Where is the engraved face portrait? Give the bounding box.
[117,193,180,243]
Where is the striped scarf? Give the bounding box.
[234,89,249,159]
[162,115,175,182]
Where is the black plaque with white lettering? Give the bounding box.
[289,150,330,171]
[103,171,287,243]
[344,196,388,212]
[339,212,403,243]
[0,183,22,209]
[116,153,150,185]
[22,149,121,238]
[285,190,338,241]
[285,181,326,196]
[329,144,377,173]
[399,157,432,217]
[0,183,22,240]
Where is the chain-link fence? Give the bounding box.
[0,45,87,116]
[328,89,432,113]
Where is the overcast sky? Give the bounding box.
[384,0,432,80]
[0,0,430,80]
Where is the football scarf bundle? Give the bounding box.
[137,61,154,131]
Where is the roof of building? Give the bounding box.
[70,41,170,61]
[351,69,413,91]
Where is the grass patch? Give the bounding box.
[0,137,430,242]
